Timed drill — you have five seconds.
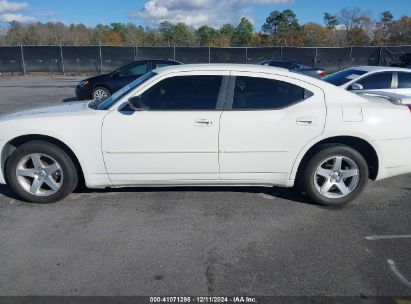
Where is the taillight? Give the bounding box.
[317,70,326,77]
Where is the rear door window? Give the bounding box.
[355,72,393,89]
[154,61,179,69]
[231,76,313,110]
[397,72,411,88]
[119,62,148,77]
[323,69,367,86]
[268,61,282,67]
[282,62,299,70]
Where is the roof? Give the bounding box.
[153,63,289,74]
[351,66,411,72]
[152,63,339,92]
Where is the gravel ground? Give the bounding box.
[0,76,410,298]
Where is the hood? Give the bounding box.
[83,73,110,82]
[0,102,91,121]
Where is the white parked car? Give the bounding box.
[0,64,411,206]
[323,66,411,96]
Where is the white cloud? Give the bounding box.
[0,0,35,23]
[0,12,35,22]
[0,0,28,13]
[129,0,294,27]
[39,11,55,19]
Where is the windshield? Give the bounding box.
[92,71,156,110]
[323,69,368,86]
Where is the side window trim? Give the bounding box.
[393,71,398,89]
[216,76,230,110]
[391,71,396,88]
[223,76,236,110]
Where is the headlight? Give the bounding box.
[78,80,89,87]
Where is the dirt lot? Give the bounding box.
[0,76,410,297]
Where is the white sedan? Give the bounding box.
[323,66,411,96]
[0,64,410,206]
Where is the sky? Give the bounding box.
[0,0,410,30]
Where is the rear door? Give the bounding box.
[219,72,326,183]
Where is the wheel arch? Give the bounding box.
[1,134,85,186]
[292,135,379,182]
[93,84,111,93]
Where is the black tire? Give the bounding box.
[5,140,78,204]
[300,144,368,206]
[92,86,110,100]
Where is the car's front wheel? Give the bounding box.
[301,144,368,206]
[92,86,110,100]
[5,141,78,204]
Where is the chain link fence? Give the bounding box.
[0,45,410,74]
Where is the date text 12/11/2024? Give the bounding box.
[149,296,257,303]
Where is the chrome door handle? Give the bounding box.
[194,119,214,126]
[297,117,316,126]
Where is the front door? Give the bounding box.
[102,72,228,185]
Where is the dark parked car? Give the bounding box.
[259,60,326,78]
[75,59,181,100]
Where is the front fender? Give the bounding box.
[0,112,111,188]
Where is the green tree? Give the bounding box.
[172,23,194,45]
[159,21,174,45]
[232,17,253,46]
[159,22,194,46]
[374,11,394,45]
[262,9,300,45]
[262,9,299,35]
[323,13,338,30]
[220,24,235,37]
[5,21,25,45]
[111,23,128,44]
[197,25,220,46]
[124,23,145,45]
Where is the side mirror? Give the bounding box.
[111,71,120,79]
[128,96,143,111]
[348,83,363,91]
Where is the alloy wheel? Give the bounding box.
[93,88,108,100]
[313,156,360,199]
[16,153,64,197]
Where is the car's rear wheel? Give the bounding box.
[5,141,78,204]
[92,86,110,100]
[301,144,368,206]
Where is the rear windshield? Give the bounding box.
[323,69,367,86]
